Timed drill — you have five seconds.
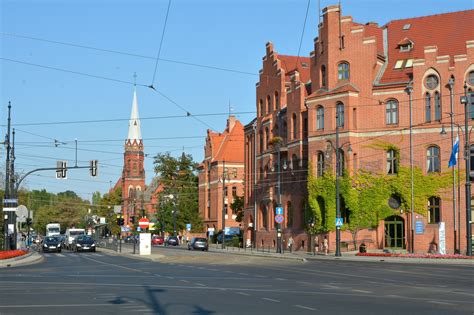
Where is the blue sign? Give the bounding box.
[224,227,241,235]
[335,218,344,227]
[275,214,284,224]
[186,223,192,231]
[137,227,142,232]
[415,221,424,234]
[275,206,283,215]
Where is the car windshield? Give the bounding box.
[195,238,207,242]
[45,237,59,242]
[70,231,85,236]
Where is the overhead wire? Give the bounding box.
[150,0,172,87]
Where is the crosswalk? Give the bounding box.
[42,252,105,258]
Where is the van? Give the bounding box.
[64,228,86,249]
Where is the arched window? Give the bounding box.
[274,91,280,110]
[387,149,398,174]
[386,99,398,125]
[427,146,440,173]
[321,65,326,86]
[266,95,271,113]
[336,102,345,128]
[283,120,288,141]
[337,62,350,80]
[425,93,431,122]
[316,106,324,130]
[265,127,269,150]
[292,154,299,170]
[259,129,264,152]
[292,113,297,139]
[317,151,325,177]
[337,149,345,176]
[261,206,268,230]
[428,197,440,224]
[434,92,441,121]
[259,99,264,116]
[286,201,293,228]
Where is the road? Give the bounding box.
[0,248,472,314]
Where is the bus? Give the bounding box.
[46,223,61,237]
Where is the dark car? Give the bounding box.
[152,236,164,246]
[72,235,96,252]
[166,236,179,246]
[188,237,208,251]
[216,234,235,244]
[42,236,62,253]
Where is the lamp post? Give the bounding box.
[220,161,229,249]
[252,121,258,249]
[460,84,472,256]
[326,111,352,257]
[447,77,458,253]
[406,84,415,253]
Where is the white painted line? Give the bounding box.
[294,305,316,311]
[428,301,456,306]
[179,280,190,283]
[275,278,286,281]
[0,303,129,308]
[351,289,372,294]
[166,276,174,280]
[57,254,65,257]
[195,283,206,287]
[262,298,280,303]
[236,292,250,296]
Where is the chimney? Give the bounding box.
[227,115,236,132]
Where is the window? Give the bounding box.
[232,168,237,178]
[394,60,404,69]
[283,120,288,141]
[292,154,299,170]
[317,151,325,177]
[336,102,345,128]
[387,149,398,174]
[259,130,264,152]
[316,106,325,130]
[425,75,439,90]
[428,197,440,224]
[469,91,474,120]
[286,201,293,228]
[274,91,280,110]
[267,95,271,112]
[386,99,398,125]
[338,62,350,80]
[405,59,413,67]
[265,127,269,150]
[425,93,431,122]
[259,99,264,116]
[399,44,412,52]
[292,113,297,139]
[321,65,326,87]
[232,186,237,197]
[427,146,440,173]
[434,92,441,121]
[303,118,308,138]
[261,206,268,230]
[468,71,474,85]
[337,149,345,176]
[470,144,474,178]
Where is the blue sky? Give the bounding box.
[1,0,472,200]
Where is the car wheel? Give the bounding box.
[58,249,61,253]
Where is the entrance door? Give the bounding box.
[384,216,405,249]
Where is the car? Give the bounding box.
[42,236,62,253]
[188,237,208,251]
[72,235,96,252]
[165,236,179,246]
[151,236,164,246]
[216,234,236,244]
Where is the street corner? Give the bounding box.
[0,251,44,268]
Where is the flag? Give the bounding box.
[448,135,459,168]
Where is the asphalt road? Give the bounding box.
[0,248,472,315]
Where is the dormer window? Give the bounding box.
[399,44,412,52]
[398,38,413,52]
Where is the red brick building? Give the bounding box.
[198,116,245,237]
[244,5,474,254]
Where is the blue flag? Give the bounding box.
[448,135,459,168]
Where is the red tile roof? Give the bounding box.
[380,10,474,84]
[278,55,311,84]
[207,119,244,163]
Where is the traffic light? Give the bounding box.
[90,160,98,177]
[56,161,67,179]
[116,216,124,226]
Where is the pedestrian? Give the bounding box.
[288,236,294,253]
[323,236,328,255]
[314,235,319,255]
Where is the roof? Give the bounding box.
[127,88,142,140]
[308,83,360,99]
[278,55,311,84]
[379,9,474,84]
[206,117,244,163]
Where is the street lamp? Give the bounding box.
[460,84,472,256]
[325,111,352,257]
[406,84,415,253]
[219,161,230,249]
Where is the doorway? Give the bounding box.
[384,215,405,249]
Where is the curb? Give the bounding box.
[0,251,44,268]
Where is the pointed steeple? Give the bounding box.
[127,88,142,141]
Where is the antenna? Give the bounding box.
[133,72,137,86]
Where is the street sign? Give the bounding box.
[138,217,150,229]
[275,206,283,215]
[415,221,424,234]
[275,214,284,224]
[2,207,17,212]
[335,218,343,227]
[186,223,191,231]
[3,199,18,204]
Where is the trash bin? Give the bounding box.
[359,243,367,253]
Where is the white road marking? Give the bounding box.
[166,276,174,280]
[351,289,372,294]
[236,292,250,296]
[57,254,65,257]
[195,283,206,287]
[180,280,190,283]
[428,301,456,306]
[262,298,280,303]
[294,305,316,311]
[0,303,133,308]
[275,278,286,281]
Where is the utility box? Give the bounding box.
[139,233,151,255]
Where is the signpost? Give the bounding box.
[186,223,192,231]
[335,218,344,227]
[138,217,150,230]
[275,214,284,224]
[275,206,283,215]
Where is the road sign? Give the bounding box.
[275,206,283,215]
[138,217,150,229]
[275,214,284,224]
[335,218,343,227]
[415,221,424,234]
[3,199,18,204]
[2,207,17,212]
[186,223,191,231]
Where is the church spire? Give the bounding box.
[127,88,142,141]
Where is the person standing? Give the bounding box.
[314,235,319,255]
[323,236,328,255]
[288,236,294,253]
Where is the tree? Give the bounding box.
[230,195,244,222]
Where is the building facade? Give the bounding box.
[198,116,245,237]
[244,5,474,254]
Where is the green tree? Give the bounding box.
[230,195,244,222]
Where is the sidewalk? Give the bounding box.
[0,251,43,268]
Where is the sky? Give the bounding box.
[1,0,472,201]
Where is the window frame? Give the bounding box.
[336,102,345,128]
[337,62,350,81]
[317,151,325,177]
[425,93,432,123]
[428,196,441,224]
[426,145,441,173]
[385,99,398,125]
[434,92,441,121]
[386,149,398,175]
[316,106,325,130]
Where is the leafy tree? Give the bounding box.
[230,195,244,222]
[154,152,203,234]
[94,188,122,235]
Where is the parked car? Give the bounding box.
[152,236,164,246]
[124,235,139,243]
[42,236,62,253]
[72,235,96,252]
[166,236,179,246]
[216,234,235,244]
[188,237,208,251]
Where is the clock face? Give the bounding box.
[425,75,439,90]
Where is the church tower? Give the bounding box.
[122,88,145,226]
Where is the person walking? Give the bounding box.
[288,236,294,253]
[314,235,319,255]
[323,236,328,255]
